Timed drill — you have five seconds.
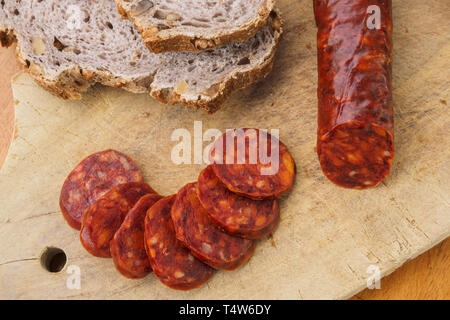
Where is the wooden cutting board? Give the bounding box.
[0,0,449,299]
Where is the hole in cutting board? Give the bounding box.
[40,247,67,273]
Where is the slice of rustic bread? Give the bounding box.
[116,0,274,53]
[0,0,282,113]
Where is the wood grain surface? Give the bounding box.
[354,238,449,300]
[0,46,20,167]
[0,0,449,300]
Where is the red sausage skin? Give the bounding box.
[315,0,394,189]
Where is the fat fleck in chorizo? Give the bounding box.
[197,166,280,239]
[60,150,143,230]
[171,183,255,270]
[80,182,155,258]
[314,0,394,189]
[110,193,162,279]
[145,196,215,290]
[209,128,296,199]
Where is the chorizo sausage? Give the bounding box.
[197,166,280,239]
[209,128,296,199]
[60,150,143,230]
[314,0,394,189]
[110,193,162,279]
[80,182,155,258]
[171,183,255,270]
[145,195,215,290]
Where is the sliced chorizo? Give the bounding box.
[145,195,215,290]
[80,182,155,258]
[60,150,143,230]
[209,128,295,199]
[110,193,162,279]
[197,166,280,239]
[171,183,255,270]
[314,0,394,189]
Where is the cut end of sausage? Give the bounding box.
[197,166,281,239]
[59,149,144,230]
[209,128,296,199]
[318,122,394,189]
[145,195,215,290]
[80,182,155,258]
[111,193,162,279]
[171,183,255,270]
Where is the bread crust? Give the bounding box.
[115,0,274,54]
[0,33,155,100]
[0,10,282,113]
[151,10,282,113]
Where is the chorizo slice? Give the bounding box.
[111,193,162,279]
[209,128,295,199]
[145,196,215,290]
[60,149,143,230]
[314,0,394,189]
[197,166,280,239]
[80,182,155,258]
[171,183,255,270]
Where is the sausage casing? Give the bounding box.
[315,0,394,189]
